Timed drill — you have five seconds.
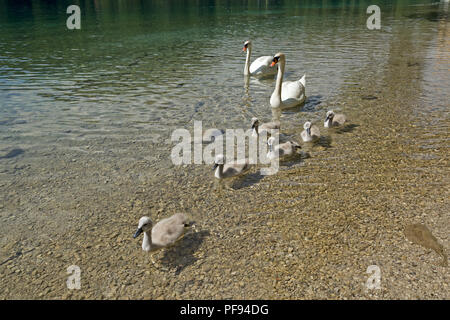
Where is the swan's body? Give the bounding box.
[133,213,188,252]
[301,121,320,142]
[269,52,306,109]
[213,154,251,179]
[267,137,301,160]
[243,41,277,78]
[324,110,346,128]
[251,117,280,138]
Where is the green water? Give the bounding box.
[0,0,448,299]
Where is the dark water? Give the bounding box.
[0,0,448,299]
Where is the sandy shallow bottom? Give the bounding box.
[0,33,449,299]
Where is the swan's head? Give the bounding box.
[326,110,335,121]
[271,52,285,67]
[251,117,259,129]
[213,154,225,170]
[243,40,252,52]
[304,121,312,135]
[133,216,153,238]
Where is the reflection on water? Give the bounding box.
[0,0,448,299]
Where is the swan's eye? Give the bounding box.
[272,57,279,63]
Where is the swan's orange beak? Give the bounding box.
[243,46,247,52]
[270,61,276,67]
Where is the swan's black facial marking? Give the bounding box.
[326,112,334,122]
[271,56,280,67]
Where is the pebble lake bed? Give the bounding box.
[0,1,449,299]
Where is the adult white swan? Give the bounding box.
[243,40,277,78]
[269,52,306,109]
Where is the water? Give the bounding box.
[0,0,448,299]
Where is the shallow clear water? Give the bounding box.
[0,0,448,299]
[0,0,439,160]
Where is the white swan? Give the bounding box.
[243,40,277,78]
[133,214,188,252]
[269,52,306,109]
[324,110,346,128]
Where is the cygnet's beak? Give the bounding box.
[133,227,143,238]
[212,163,219,170]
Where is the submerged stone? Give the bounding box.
[404,224,447,267]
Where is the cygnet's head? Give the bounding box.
[267,136,276,151]
[213,154,225,170]
[243,40,252,52]
[251,117,259,129]
[304,121,312,135]
[326,110,335,121]
[271,52,285,67]
[133,216,153,238]
[267,136,276,146]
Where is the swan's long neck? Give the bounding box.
[215,164,224,179]
[274,60,285,99]
[244,46,252,76]
[142,231,152,252]
[252,125,259,137]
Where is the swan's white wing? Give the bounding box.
[281,81,302,99]
[281,78,306,107]
[250,56,276,76]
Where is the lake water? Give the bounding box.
[0,0,448,299]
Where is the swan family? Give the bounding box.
[134,40,347,254]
